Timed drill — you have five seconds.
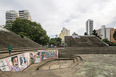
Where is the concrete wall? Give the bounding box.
[58,47,116,58]
[0,50,58,72]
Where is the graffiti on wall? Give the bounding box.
[0,50,58,72]
[45,50,58,59]
[72,35,80,38]
[29,52,41,64]
[0,59,10,71]
[0,53,29,72]
[41,51,46,60]
[11,56,20,71]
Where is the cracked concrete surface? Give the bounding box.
[39,60,76,70]
[75,54,116,77]
[0,54,116,77]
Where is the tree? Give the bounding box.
[4,18,49,45]
[4,20,14,31]
[92,29,101,39]
[84,32,88,35]
[102,38,116,46]
[49,38,57,46]
[18,32,27,38]
[55,37,62,47]
[113,31,116,40]
[102,39,110,44]
[49,37,62,47]
[92,29,98,36]
[72,32,78,35]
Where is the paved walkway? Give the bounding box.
[0,54,116,77]
[75,54,116,77]
[0,52,22,59]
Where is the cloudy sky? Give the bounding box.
[0,0,116,38]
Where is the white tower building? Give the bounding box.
[86,19,93,35]
[6,10,18,22]
[19,10,32,21]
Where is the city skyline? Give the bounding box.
[0,0,116,38]
[5,10,32,25]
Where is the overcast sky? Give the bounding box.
[0,0,116,38]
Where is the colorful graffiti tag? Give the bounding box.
[0,52,29,71]
[0,50,58,72]
[29,52,41,64]
[45,50,58,59]
[0,59,10,71]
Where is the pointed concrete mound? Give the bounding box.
[65,35,108,47]
[0,27,42,48]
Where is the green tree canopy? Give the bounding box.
[102,38,116,46]
[84,32,88,35]
[4,20,14,31]
[113,31,116,40]
[92,29,101,39]
[92,29,98,36]
[72,32,78,35]
[4,18,49,45]
[49,37,62,47]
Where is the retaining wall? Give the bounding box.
[0,50,58,72]
[58,47,116,58]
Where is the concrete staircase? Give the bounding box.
[0,31,42,48]
[65,35,108,47]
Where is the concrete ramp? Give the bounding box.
[37,57,83,71]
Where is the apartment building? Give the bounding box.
[59,27,70,43]
[96,25,116,42]
[6,10,18,22]
[19,10,32,21]
[86,19,93,35]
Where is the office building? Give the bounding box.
[86,19,93,35]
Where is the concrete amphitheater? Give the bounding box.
[0,27,44,59]
[0,27,116,77]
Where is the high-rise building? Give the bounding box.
[6,10,18,22]
[86,19,93,35]
[96,25,116,42]
[59,27,70,43]
[19,10,32,21]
